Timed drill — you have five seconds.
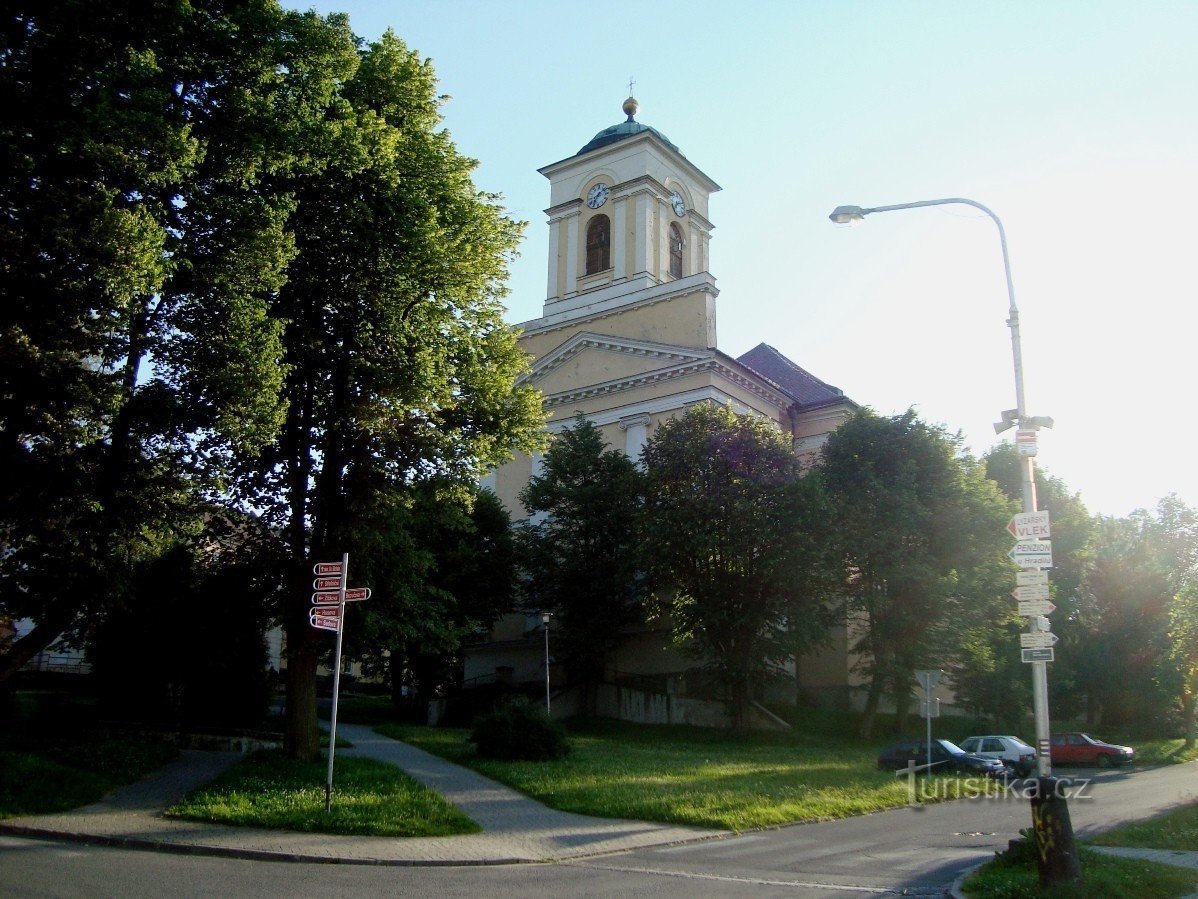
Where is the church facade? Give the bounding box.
[465,98,859,705]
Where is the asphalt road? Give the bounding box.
[2,762,1193,898]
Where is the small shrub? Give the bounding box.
[469,697,570,761]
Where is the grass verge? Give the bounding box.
[0,737,177,818]
[379,717,962,831]
[1125,738,1198,767]
[1090,800,1198,851]
[961,846,1198,898]
[166,750,479,837]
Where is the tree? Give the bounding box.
[1070,497,1197,732]
[819,409,1012,740]
[346,485,519,717]
[0,0,335,685]
[952,444,1094,729]
[517,416,645,713]
[642,404,832,732]
[1167,584,1198,746]
[234,30,545,760]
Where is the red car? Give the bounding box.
[1050,732,1134,767]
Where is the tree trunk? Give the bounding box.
[894,687,911,736]
[859,674,884,740]
[0,608,76,685]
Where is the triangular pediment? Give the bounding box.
[524,332,712,398]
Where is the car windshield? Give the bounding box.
[1079,734,1099,744]
[1006,737,1033,749]
[937,740,967,755]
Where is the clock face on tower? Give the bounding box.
[670,190,686,217]
[586,183,610,208]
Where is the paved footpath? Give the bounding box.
[0,722,725,865]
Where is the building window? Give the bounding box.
[586,214,610,274]
[669,222,684,279]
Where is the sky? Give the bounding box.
[288,0,1198,519]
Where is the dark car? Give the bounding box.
[1050,733,1135,767]
[877,738,1009,777]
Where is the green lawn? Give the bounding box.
[1090,801,1198,851]
[0,738,177,818]
[166,750,479,837]
[961,846,1198,898]
[1126,738,1198,767]
[378,717,956,831]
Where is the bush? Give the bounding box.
[469,697,570,761]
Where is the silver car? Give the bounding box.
[959,735,1036,776]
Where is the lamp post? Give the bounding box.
[831,199,1080,885]
[541,612,552,716]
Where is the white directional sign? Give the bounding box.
[1008,511,1051,540]
[1017,570,1050,587]
[1009,540,1052,568]
[1020,631,1059,649]
[1018,599,1057,617]
[1012,585,1050,602]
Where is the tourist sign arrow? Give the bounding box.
[313,576,342,590]
[1022,648,1055,663]
[1018,599,1057,617]
[1008,511,1051,540]
[1021,632,1058,649]
[1017,569,1049,587]
[309,607,341,632]
[313,562,343,576]
[312,591,341,606]
[1012,584,1050,602]
[1009,540,1052,568]
[342,587,371,602]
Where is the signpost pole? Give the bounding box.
[325,552,348,814]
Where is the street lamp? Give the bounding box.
[541,612,552,716]
[831,198,1080,884]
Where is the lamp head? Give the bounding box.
[829,205,866,225]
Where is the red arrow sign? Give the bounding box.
[312,591,341,606]
[313,562,343,576]
[309,607,341,632]
[313,576,342,590]
[343,587,371,602]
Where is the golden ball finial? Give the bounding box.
[622,96,639,119]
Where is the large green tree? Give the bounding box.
[0,0,337,683]
[517,416,646,712]
[819,409,1013,739]
[1070,498,1197,731]
[642,403,832,732]
[236,30,544,759]
[951,444,1094,729]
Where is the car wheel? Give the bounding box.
[1097,754,1112,768]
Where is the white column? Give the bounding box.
[529,451,548,524]
[612,196,628,281]
[633,192,650,277]
[545,216,561,301]
[564,210,580,296]
[656,204,670,282]
[619,414,652,468]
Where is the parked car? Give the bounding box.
[959,735,1037,776]
[1050,732,1135,767]
[876,739,1009,777]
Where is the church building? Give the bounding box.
[466,98,857,708]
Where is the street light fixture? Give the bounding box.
[831,197,1080,884]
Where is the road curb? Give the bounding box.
[0,821,535,867]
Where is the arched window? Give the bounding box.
[669,222,684,279]
[586,214,610,275]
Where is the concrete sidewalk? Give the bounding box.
[0,722,725,865]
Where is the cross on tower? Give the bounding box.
[627,76,635,97]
